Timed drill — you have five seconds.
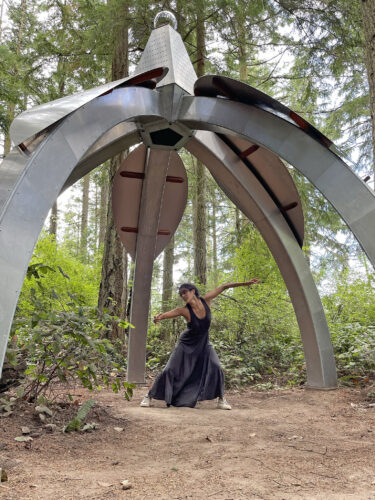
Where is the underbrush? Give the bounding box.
[145,321,375,390]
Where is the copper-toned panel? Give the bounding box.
[112,144,188,260]
[223,134,304,244]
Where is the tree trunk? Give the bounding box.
[98,167,108,248]
[212,197,218,284]
[80,173,90,259]
[98,0,129,339]
[0,0,5,43]
[160,236,174,340]
[49,201,58,237]
[4,0,27,156]
[361,0,375,187]
[193,0,207,285]
[162,236,174,310]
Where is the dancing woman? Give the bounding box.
[140,279,259,409]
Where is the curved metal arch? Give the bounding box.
[186,131,337,388]
[178,96,375,268]
[0,87,162,373]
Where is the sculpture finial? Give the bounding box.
[154,11,178,31]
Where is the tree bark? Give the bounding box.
[49,201,58,237]
[0,0,5,43]
[193,0,207,285]
[212,196,218,284]
[4,0,27,156]
[80,173,90,259]
[98,167,108,247]
[160,236,174,340]
[361,0,375,187]
[98,0,129,339]
[162,236,174,310]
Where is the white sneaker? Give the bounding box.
[217,397,232,410]
[140,395,152,407]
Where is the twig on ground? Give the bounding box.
[287,445,328,456]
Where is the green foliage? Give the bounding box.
[63,398,95,433]
[18,233,100,316]
[9,252,134,401]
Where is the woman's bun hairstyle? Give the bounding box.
[178,283,200,297]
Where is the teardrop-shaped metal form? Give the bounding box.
[112,144,188,260]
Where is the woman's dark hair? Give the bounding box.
[178,283,200,297]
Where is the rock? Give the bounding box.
[44,424,57,432]
[113,427,124,433]
[14,436,33,442]
[249,433,256,438]
[39,414,46,423]
[81,423,99,432]
[120,479,132,490]
[29,432,41,439]
[21,427,30,435]
[35,405,52,416]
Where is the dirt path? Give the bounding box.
[1,385,375,499]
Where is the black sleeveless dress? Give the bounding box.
[148,298,224,407]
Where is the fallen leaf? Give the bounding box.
[14,436,33,442]
[114,427,124,433]
[97,481,113,487]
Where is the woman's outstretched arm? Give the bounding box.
[203,278,259,305]
[153,307,188,324]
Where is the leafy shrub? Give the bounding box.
[8,258,134,401]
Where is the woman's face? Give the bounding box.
[179,288,196,303]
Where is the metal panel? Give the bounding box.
[178,95,375,268]
[218,134,304,245]
[0,87,162,377]
[112,144,188,259]
[10,68,168,147]
[127,149,172,383]
[185,132,337,388]
[133,24,197,94]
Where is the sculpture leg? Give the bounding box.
[186,132,337,389]
[127,149,172,383]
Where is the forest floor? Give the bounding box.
[1,383,375,500]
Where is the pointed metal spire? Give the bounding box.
[133,16,197,95]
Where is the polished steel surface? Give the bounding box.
[10,69,168,147]
[178,95,375,268]
[185,132,337,388]
[194,75,332,150]
[132,24,197,95]
[63,122,140,192]
[127,149,172,383]
[112,144,188,259]
[0,87,161,376]
[154,11,178,30]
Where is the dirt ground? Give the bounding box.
[1,384,375,500]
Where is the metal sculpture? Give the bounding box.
[1,12,375,388]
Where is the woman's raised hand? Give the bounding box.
[153,313,163,324]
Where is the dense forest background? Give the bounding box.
[1,0,375,395]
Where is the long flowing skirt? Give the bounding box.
[148,337,224,408]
